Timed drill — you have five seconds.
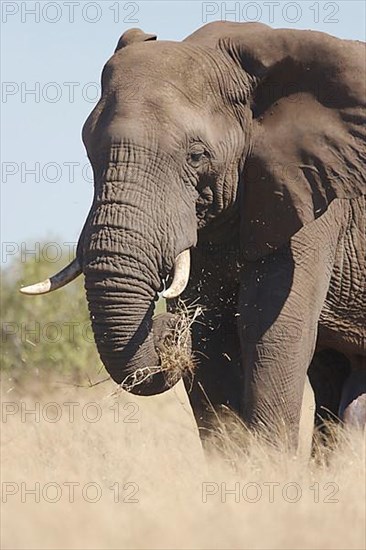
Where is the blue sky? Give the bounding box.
[1,1,365,264]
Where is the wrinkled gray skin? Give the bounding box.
[44,23,366,447]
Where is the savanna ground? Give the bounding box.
[1,250,365,549]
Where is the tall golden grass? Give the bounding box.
[1,375,365,550]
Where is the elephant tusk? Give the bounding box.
[19,258,82,295]
[163,249,190,300]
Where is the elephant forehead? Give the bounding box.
[103,42,219,106]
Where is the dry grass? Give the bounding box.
[158,302,201,387]
[1,373,365,550]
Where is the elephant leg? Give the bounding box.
[238,259,315,450]
[185,312,242,441]
[175,243,243,442]
[151,309,241,434]
[308,349,350,425]
[339,355,366,429]
[238,207,341,450]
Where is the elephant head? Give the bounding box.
[21,22,365,395]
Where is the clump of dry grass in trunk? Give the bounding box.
[158,301,202,386]
[120,300,202,392]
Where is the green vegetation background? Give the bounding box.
[1,245,166,384]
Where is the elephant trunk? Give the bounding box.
[84,267,164,394]
[81,149,182,394]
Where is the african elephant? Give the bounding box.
[21,22,366,448]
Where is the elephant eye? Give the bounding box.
[191,151,204,162]
[188,144,207,167]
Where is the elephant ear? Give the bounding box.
[115,28,157,53]
[186,22,366,260]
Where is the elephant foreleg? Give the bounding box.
[184,311,242,439]
[239,204,342,449]
[177,243,243,439]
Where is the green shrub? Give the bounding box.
[1,248,102,383]
[1,244,167,384]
